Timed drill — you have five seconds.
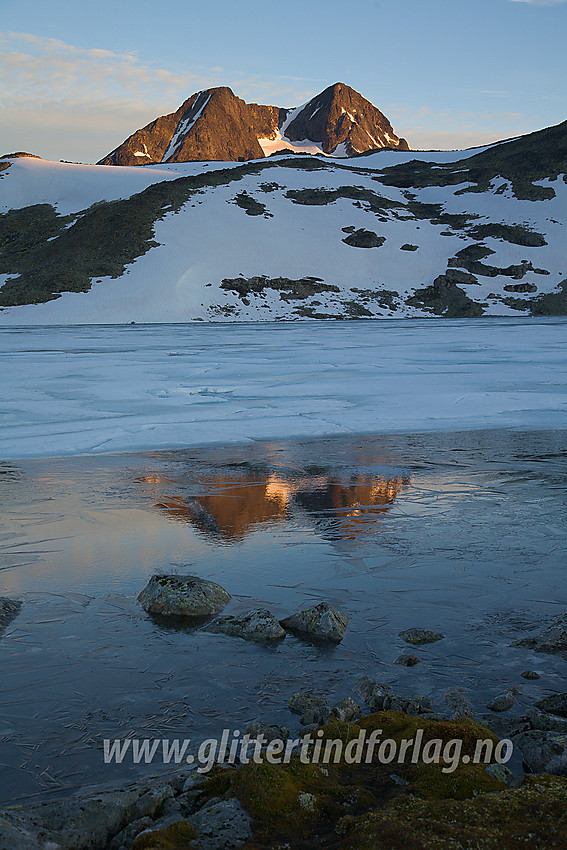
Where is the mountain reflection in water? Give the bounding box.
[138,469,409,542]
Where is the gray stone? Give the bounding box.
[485,763,515,787]
[331,697,362,722]
[534,612,567,654]
[521,670,541,680]
[535,692,567,719]
[444,688,475,720]
[109,816,153,849]
[0,596,22,636]
[137,574,231,618]
[288,691,329,725]
[205,608,285,642]
[280,602,348,643]
[385,694,433,715]
[513,730,567,776]
[481,714,531,740]
[487,690,516,712]
[395,653,420,667]
[526,707,567,734]
[243,720,289,742]
[189,797,252,849]
[399,627,444,645]
[353,676,391,710]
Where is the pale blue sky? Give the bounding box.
[1,0,566,162]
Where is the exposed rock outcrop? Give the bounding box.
[98,82,408,166]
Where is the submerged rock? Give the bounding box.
[0,596,22,637]
[137,574,231,618]
[280,602,348,643]
[205,608,285,642]
[521,670,541,680]
[288,691,329,725]
[487,690,517,713]
[394,653,420,667]
[513,612,567,654]
[399,627,444,645]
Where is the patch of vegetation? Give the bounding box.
[501,280,567,315]
[220,275,340,302]
[258,181,281,192]
[406,275,484,317]
[233,191,270,216]
[342,300,374,317]
[400,243,418,251]
[503,282,538,293]
[286,186,401,216]
[469,223,547,247]
[131,819,197,848]
[342,229,385,248]
[196,711,518,849]
[337,775,567,850]
[350,287,400,310]
[378,119,567,201]
[448,244,549,279]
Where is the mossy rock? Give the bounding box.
[199,710,510,847]
[131,819,197,849]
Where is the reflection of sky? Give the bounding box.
[0,431,566,803]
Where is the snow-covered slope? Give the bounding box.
[0,120,566,324]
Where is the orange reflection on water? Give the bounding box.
[147,469,409,542]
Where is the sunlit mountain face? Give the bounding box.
[136,467,409,542]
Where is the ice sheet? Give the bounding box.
[1,318,566,459]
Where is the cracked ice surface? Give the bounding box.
[0,317,566,459]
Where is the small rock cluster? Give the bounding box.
[137,574,349,644]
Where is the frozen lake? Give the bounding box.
[1,317,566,459]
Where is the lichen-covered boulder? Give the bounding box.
[205,609,285,642]
[399,627,445,645]
[0,596,22,637]
[137,574,231,618]
[188,797,252,849]
[513,730,567,776]
[280,602,348,643]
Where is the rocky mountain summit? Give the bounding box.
[98,83,409,166]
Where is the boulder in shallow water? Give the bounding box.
[137,574,231,618]
[280,602,348,643]
[535,693,567,719]
[205,609,286,642]
[399,627,444,645]
[535,613,567,654]
[0,597,22,637]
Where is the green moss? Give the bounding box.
[130,819,197,849]
[335,775,567,849]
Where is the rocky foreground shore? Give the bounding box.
[1,581,566,849]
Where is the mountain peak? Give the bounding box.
[98,83,409,166]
